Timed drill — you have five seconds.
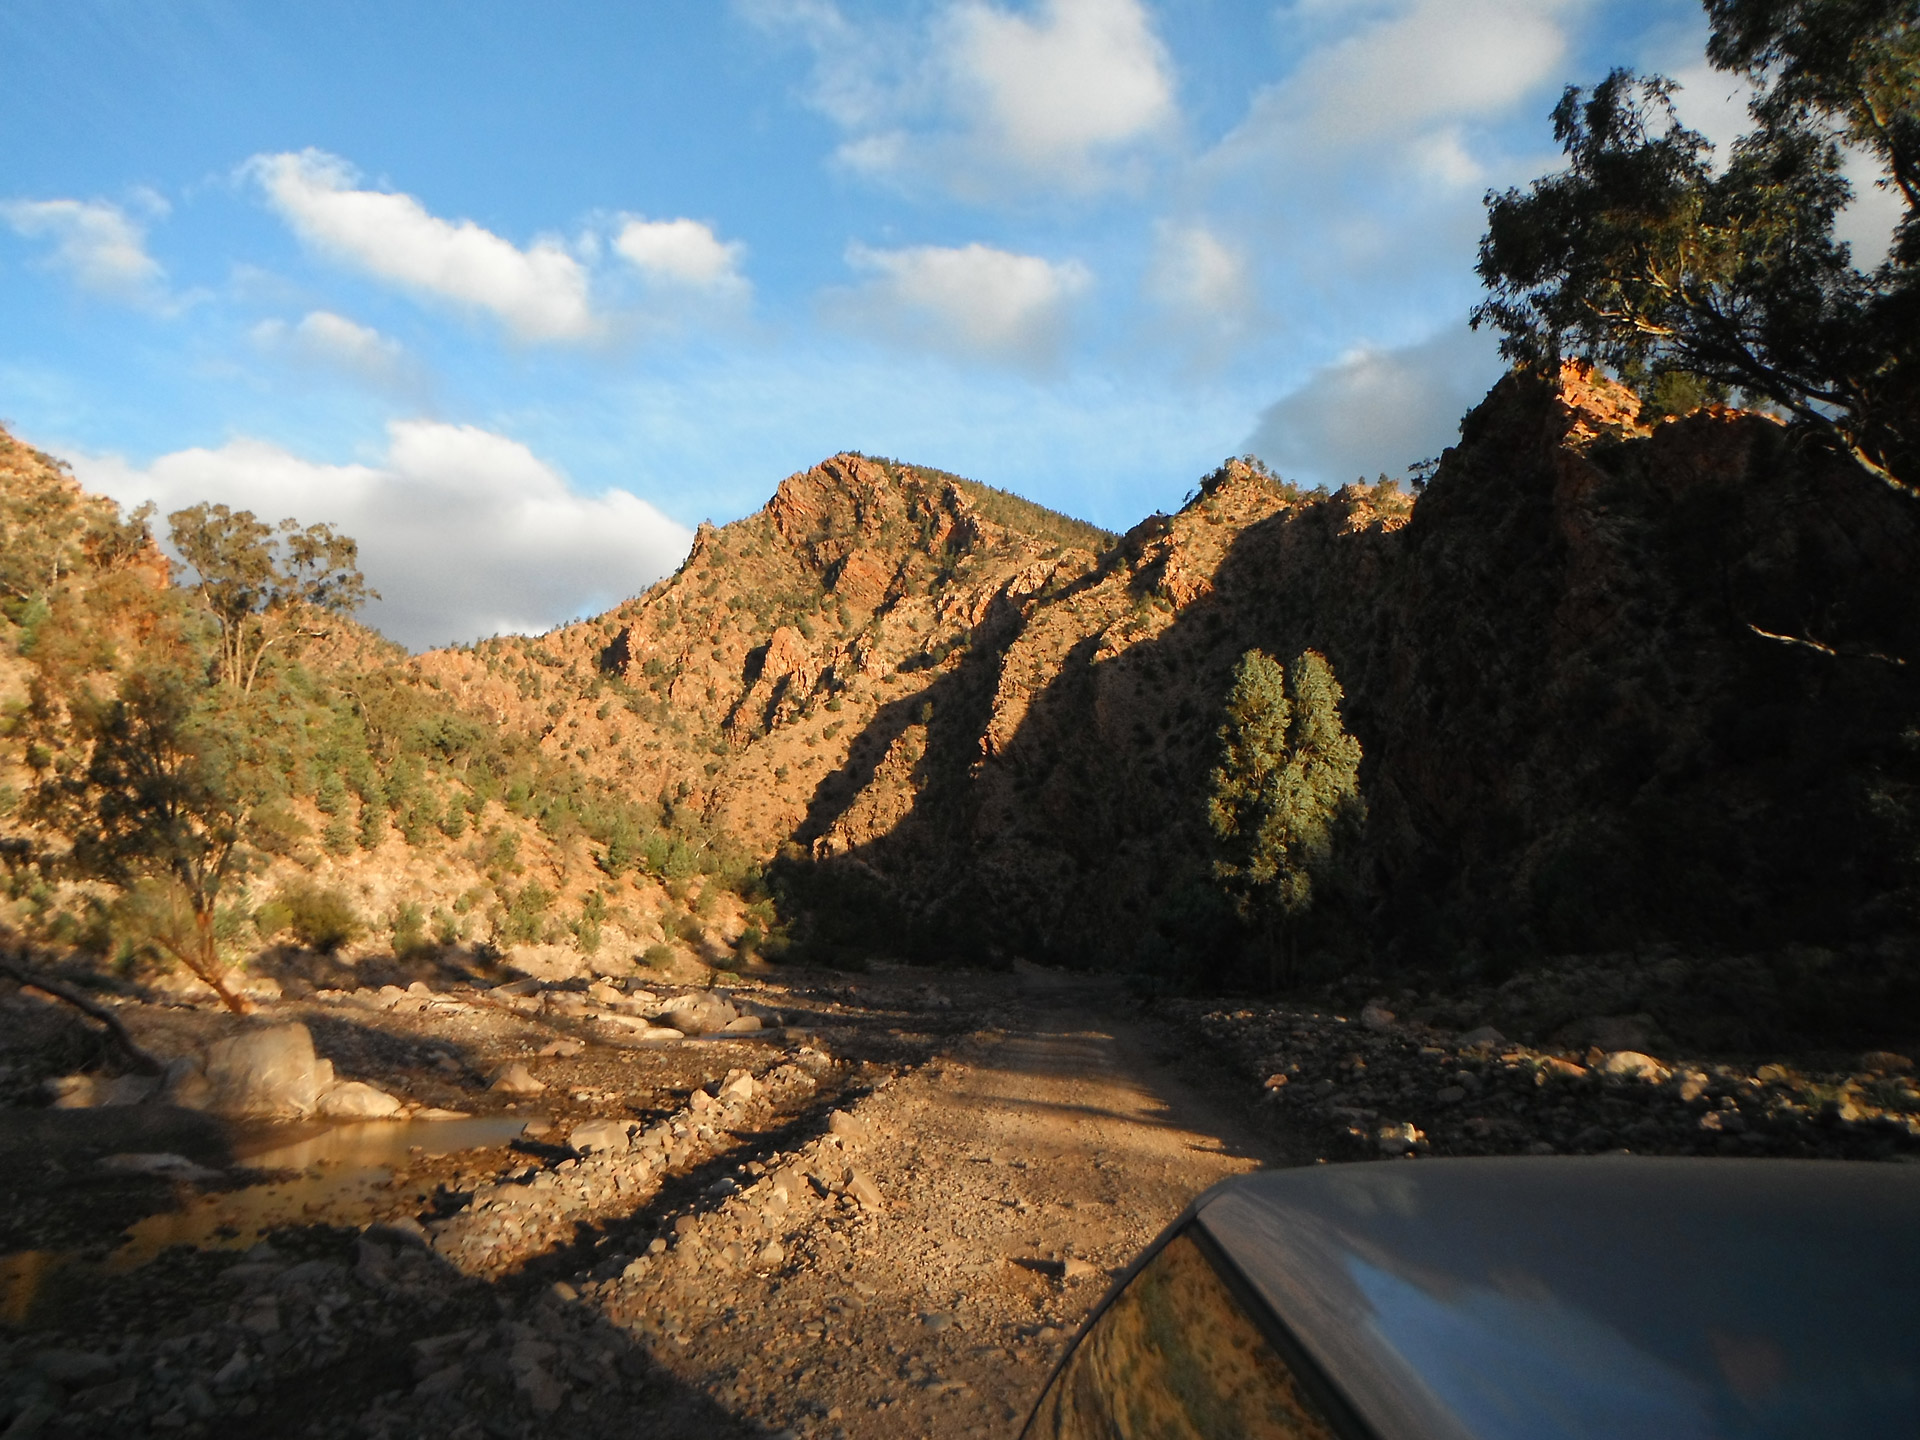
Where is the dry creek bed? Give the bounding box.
[1,962,1916,1440]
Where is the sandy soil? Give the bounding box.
[0,963,1295,1439]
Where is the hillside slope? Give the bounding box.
[427,367,1919,1017]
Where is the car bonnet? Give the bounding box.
[1194,1156,1920,1440]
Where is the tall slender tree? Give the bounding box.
[30,666,254,1013]
[1208,649,1365,986]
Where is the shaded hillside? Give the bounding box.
[428,367,1918,1021]
[790,366,1920,992]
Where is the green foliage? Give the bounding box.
[28,664,256,1010]
[168,502,377,691]
[265,880,363,953]
[640,942,676,969]
[1207,649,1365,978]
[497,881,555,945]
[392,901,432,959]
[1474,2,1920,495]
[574,891,606,955]
[0,438,153,606]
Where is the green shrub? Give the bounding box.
[498,881,555,945]
[267,881,363,952]
[322,814,355,856]
[641,942,675,969]
[392,901,432,958]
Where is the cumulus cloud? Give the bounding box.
[0,197,167,303]
[832,241,1091,364]
[253,310,409,385]
[1146,222,1251,326]
[942,0,1174,172]
[1244,325,1505,490]
[71,422,692,649]
[1219,0,1573,183]
[742,0,1174,197]
[248,150,596,341]
[614,216,748,290]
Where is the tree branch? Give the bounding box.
[0,947,166,1074]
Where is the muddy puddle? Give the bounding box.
[112,1111,539,1266]
[2,1113,536,1326]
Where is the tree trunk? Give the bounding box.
[190,906,252,1015]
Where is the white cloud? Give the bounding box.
[614,216,748,290]
[1244,325,1505,489]
[253,310,409,384]
[833,240,1091,363]
[942,0,1174,171]
[742,0,1175,197]
[1146,222,1251,323]
[71,421,692,649]
[0,197,166,303]
[1835,146,1905,270]
[248,150,596,342]
[1220,0,1573,175]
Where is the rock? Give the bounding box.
[1360,1004,1395,1032]
[161,1057,211,1109]
[1861,1051,1915,1075]
[1457,1026,1505,1049]
[33,1349,115,1384]
[97,1074,159,1106]
[1588,1015,1657,1052]
[721,1015,764,1033]
[365,1217,431,1250]
[1375,1122,1423,1156]
[316,1081,404,1119]
[1539,1057,1587,1080]
[415,1364,464,1398]
[519,1117,553,1138]
[412,1107,469,1120]
[96,1152,223,1182]
[719,1071,756,1102]
[827,1109,868,1141]
[1062,1257,1099,1281]
[569,1119,630,1154]
[536,1038,585,1058]
[204,1023,323,1117]
[1435,1085,1467,1105]
[44,1074,96,1108]
[846,1168,884,1210]
[490,1062,547,1096]
[659,993,738,1036]
[754,1241,785,1268]
[71,1376,138,1412]
[514,1364,566,1415]
[1600,1051,1670,1083]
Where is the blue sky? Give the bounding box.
[0,0,1812,646]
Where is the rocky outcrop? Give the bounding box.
[402,368,1916,1016]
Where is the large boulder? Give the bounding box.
[658,993,738,1037]
[316,1081,404,1119]
[204,1023,323,1117]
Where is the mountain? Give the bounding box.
[420,366,1918,1029]
[6,363,1916,1038]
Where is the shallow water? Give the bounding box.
[109,1112,538,1268]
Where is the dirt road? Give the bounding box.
[1,964,1298,1439]
[629,966,1293,1438]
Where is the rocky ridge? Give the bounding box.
[413,368,1920,1018]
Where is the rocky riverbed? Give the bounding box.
[2,957,1915,1439]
